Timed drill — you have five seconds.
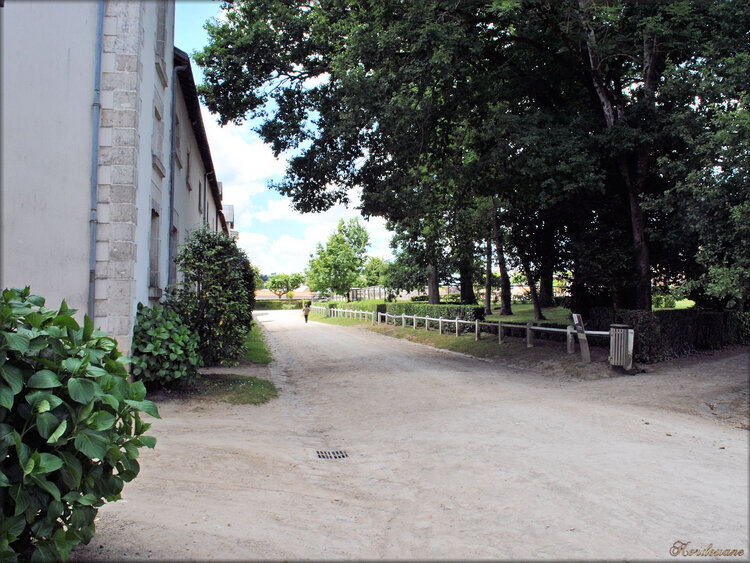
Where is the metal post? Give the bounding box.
[475,319,480,341]
[402,313,405,328]
[572,314,591,363]
[413,315,417,329]
[567,325,575,354]
[439,317,443,334]
[498,321,504,344]
[527,323,534,348]
[455,318,459,338]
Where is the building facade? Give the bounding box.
[0,0,228,352]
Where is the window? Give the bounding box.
[149,210,160,288]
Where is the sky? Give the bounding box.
[174,1,393,276]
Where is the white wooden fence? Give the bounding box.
[310,306,630,366]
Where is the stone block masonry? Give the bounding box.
[95,0,146,353]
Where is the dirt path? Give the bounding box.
[73,310,749,560]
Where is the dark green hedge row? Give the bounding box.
[587,308,750,363]
[254,300,303,310]
[385,303,485,322]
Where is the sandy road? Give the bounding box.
[73,310,749,560]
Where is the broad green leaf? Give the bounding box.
[139,435,157,449]
[11,484,31,516]
[37,399,51,413]
[0,364,23,394]
[62,357,83,374]
[52,314,79,331]
[30,475,61,501]
[23,456,36,476]
[35,453,63,474]
[26,391,63,411]
[59,452,82,489]
[99,393,120,409]
[83,315,94,341]
[0,469,10,487]
[35,412,59,439]
[27,369,62,389]
[67,377,97,404]
[74,429,109,459]
[87,411,115,431]
[47,419,67,444]
[27,294,45,307]
[129,380,147,401]
[0,384,13,410]
[1,331,30,353]
[124,399,160,419]
[0,514,25,540]
[76,493,100,506]
[85,365,109,378]
[0,423,13,445]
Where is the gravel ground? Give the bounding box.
[72,310,749,561]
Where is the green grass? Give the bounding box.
[198,374,278,405]
[672,299,695,310]
[243,323,273,364]
[486,303,573,325]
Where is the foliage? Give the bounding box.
[131,303,200,388]
[586,307,750,363]
[361,257,388,287]
[243,324,272,365]
[172,228,255,365]
[266,273,304,299]
[385,303,485,323]
[196,0,749,313]
[0,287,159,561]
[305,219,370,299]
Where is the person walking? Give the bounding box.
[303,302,311,323]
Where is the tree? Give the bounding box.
[266,273,304,299]
[306,218,370,300]
[362,257,387,287]
[171,228,255,365]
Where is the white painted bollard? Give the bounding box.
[413,315,417,329]
[498,321,504,344]
[527,322,534,348]
[455,318,460,337]
[439,316,443,334]
[402,313,405,328]
[475,319,480,341]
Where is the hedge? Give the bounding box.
[254,300,303,310]
[385,303,485,322]
[586,307,750,363]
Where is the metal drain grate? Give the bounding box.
[316,450,348,459]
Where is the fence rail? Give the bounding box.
[310,306,629,367]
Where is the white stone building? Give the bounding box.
[0,0,229,352]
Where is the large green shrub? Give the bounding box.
[587,307,750,363]
[131,303,200,388]
[0,287,159,561]
[385,302,485,322]
[172,228,255,365]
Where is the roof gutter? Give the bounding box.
[88,0,105,320]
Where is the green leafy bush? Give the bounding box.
[410,295,429,302]
[587,307,750,363]
[171,228,255,365]
[131,303,200,388]
[385,303,485,322]
[0,287,159,561]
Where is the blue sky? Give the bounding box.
[174,1,392,276]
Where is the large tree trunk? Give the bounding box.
[484,234,493,316]
[539,266,555,307]
[493,218,513,316]
[493,213,513,316]
[459,261,477,305]
[427,263,440,305]
[522,260,545,321]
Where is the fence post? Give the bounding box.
[402,313,405,328]
[498,321,504,344]
[475,319,480,341]
[566,325,575,354]
[439,316,443,334]
[572,314,591,363]
[425,316,429,331]
[526,323,534,348]
[455,318,460,338]
[413,315,417,329]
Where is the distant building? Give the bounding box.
[0,0,231,352]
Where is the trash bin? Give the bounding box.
[609,324,634,370]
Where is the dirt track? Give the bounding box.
[73,310,749,560]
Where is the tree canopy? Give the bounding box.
[196,0,750,312]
